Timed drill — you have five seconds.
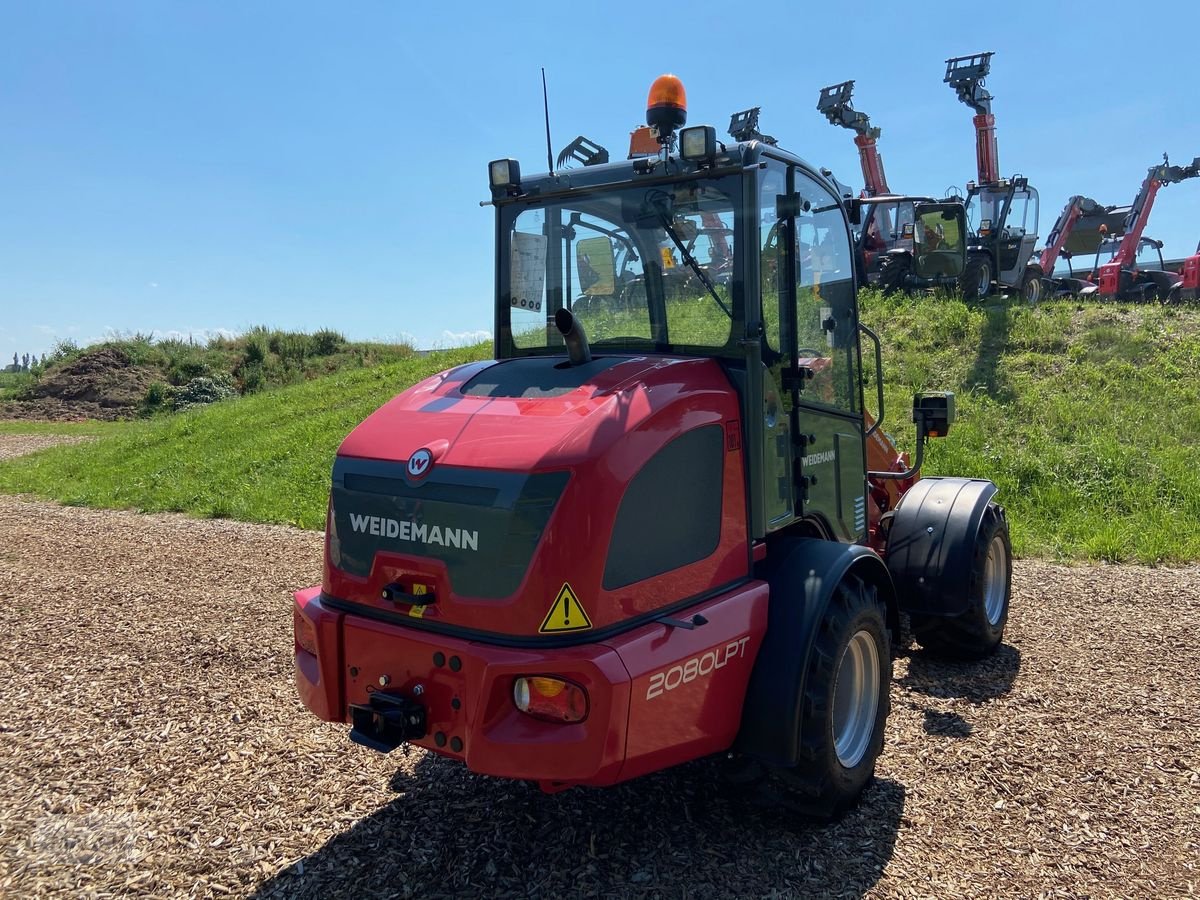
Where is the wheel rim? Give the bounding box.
[978,265,990,296]
[1024,277,1041,303]
[983,534,1009,625]
[832,630,881,769]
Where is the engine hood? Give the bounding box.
[338,355,717,471]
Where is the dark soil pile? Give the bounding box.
[2,347,158,420]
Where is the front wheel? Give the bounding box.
[877,254,912,296]
[960,254,992,301]
[777,574,891,819]
[913,503,1012,659]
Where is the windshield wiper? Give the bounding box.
[649,199,732,320]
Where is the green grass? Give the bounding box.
[860,291,1200,563]
[2,294,1199,563]
[0,345,487,528]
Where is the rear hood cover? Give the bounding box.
[337,355,694,470]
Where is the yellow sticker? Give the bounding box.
[408,583,428,618]
[539,583,592,633]
[660,247,675,269]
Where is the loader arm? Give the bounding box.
[945,52,999,185]
[1039,195,1105,274]
[1109,156,1200,270]
[817,81,891,196]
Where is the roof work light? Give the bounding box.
[680,125,716,161]
[488,158,521,196]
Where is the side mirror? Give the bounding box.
[913,391,956,438]
[847,198,863,226]
[776,193,811,219]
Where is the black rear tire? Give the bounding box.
[960,254,991,301]
[1020,267,1044,304]
[912,503,1012,659]
[877,254,912,296]
[772,574,891,820]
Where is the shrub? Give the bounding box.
[172,374,236,411]
[141,381,174,416]
[243,338,266,366]
[309,329,346,356]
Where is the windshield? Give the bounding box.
[965,187,1005,236]
[501,177,738,355]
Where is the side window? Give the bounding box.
[759,163,787,352]
[794,172,860,413]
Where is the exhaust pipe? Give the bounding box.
[555,308,592,366]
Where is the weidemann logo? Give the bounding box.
[348,514,479,552]
[801,450,836,467]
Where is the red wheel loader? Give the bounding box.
[293,75,1014,819]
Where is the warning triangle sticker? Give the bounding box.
[539,583,593,633]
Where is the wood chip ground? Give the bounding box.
[0,484,1197,896]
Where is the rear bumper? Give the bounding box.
[293,581,768,787]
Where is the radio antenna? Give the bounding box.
[542,67,554,174]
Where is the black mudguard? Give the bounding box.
[734,538,896,768]
[885,476,998,618]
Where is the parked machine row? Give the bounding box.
[817,51,1200,303]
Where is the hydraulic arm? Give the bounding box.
[817,81,890,196]
[1107,156,1200,271]
[1038,195,1109,275]
[945,52,999,185]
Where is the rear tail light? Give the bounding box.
[513,676,588,723]
[294,607,318,656]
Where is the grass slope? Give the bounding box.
[864,292,1200,562]
[1,295,1198,562]
[0,346,486,528]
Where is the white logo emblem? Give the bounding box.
[407,448,433,479]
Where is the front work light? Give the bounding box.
[488,158,521,195]
[513,675,589,723]
[680,125,716,161]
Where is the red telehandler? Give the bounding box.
[1078,155,1200,301]
[1171,240,1200,302]
[817,80,982,299]
[1036,195,1123,296]
[945,52,1044,302]
[293,75,1013,820]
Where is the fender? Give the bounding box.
[885,476,998,618]
[734,538,896,768]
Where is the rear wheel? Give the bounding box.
[1167,286,1182,304]
[913,503,1012,659]
[960,254,991,301]
[877,254,912,296]
[1020,267,1044,304]
[775,574,891,819]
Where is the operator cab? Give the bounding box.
[488,76,870,544]
[964,177,1040,282]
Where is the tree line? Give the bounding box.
[5,352,47,373]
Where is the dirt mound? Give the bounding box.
[5,347,159,420]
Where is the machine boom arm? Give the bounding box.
[945,52,999,185]
[1039,195,1103,274]
[1109,156,1200,269]
[817,81,890,196]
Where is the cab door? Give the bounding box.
[789,169,868,542]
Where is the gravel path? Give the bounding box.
[0,433,93,461]
[0,497,1197,899]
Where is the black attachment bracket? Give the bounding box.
[381,582,436,606]
[349,693,427,753]
[556,135,610,169]
[728,108,777,145]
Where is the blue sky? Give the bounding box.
[3,1,1199,356]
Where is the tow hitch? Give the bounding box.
[349,693,427,753]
